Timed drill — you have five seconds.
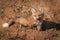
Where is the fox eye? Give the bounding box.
[34,15,36,17]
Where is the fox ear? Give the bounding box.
[30,8,36,14]
[39,7,44,13]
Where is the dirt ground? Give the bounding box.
[0,0,60,40]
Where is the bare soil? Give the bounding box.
[0,0,60,40]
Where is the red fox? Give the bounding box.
[16,8,42,29]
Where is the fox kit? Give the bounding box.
[6,8,44,30]
[15,8,42,29]
[16,8,44,30]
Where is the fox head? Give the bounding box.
[30,8,44,21]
